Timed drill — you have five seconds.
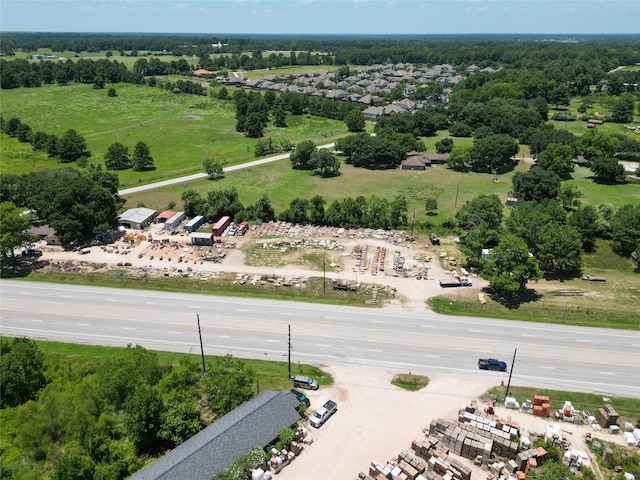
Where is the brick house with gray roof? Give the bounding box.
[131,390,302,480]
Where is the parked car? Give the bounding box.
[310,400,337,428]
[290,388,311,407]
[293,375,319,390]
[478,358,507,371]
[21,248,43,258]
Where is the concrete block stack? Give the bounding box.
[397,450,428,479]
[596,404,619,428]
[431,417,519,460]
[533,395,551,417]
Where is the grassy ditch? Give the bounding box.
[13,268,391,308]
[26,337,333,392]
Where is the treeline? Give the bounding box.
[0,337,257,479]
[180,187,411,231]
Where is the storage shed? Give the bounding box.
[191,232,213,246]
[165,211,186,231]
[155,211,175,224]
[118,208,157,229]
[212,216,231,236]
[184,215,206,233]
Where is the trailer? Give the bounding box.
[333,279,357,291]
[439,277,472,287]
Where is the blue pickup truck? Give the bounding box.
[478,358,507,371]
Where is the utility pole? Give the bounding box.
[410,207,416,238]
[454,183,460,209]
[323,253,326,294]
[197,314,206,373]
[288,324,292,379]
[505,347,517,397]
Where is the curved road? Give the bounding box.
[1,280,638,398]
[118,143,335,196]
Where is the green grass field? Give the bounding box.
[0,83,350,187]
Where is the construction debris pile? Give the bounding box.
[253,221,408,244]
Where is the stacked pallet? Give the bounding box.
[533,395,551,417]
[458,410,521,441]
[596,404,619,428]
[398,450,428,479]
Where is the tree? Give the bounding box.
[124,384,163,454]
[435,137,453,153]
[181,190,205,217]
[201,354,255,418]
[425,197,438,215]
[104,142,130,170]
[456,194,504,233]
[58,129,90,163]
[309,148,340,176]
[484,235,542,296]
[131,141,155,171]
[610,203,640,255]
[0,337,47,408]
[611,93,635,123]
[568,205,599,251]
[446,144,471,171]
[537,143,575,178]
[290,140,316,169]
[203,159,224,180]
[512,167,561,203]
[0,201,31,260]
[245,112,265,138]
[505,200,567,254]
[52,446,95,480]
[344,110,365,132]
[389,194,409,228]
[536,224,583,274]
[469,134,519,173]
[308,195,326,225]
[160,401,203,447]
[272,104,286,128]
[548,83,570,109]
[589,157,626,184]
[557,184,582,211]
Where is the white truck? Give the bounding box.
[310,400,337,428]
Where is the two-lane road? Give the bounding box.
[1,280,638,398]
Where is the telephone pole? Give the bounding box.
[505,347,517,397]
[197,314,206,373]
[288,324,292,379]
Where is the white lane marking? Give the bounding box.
[575,339,591,342]
[424,354,440,358]
[78,323,90,326]
[317,344,332,347]
[369,349,383,352]
[325,316,338,320]
[600,372,615,376]
[123,327,135,330]
[105,299,117,302]
[539,366,555,370]
[422,325,435,328]
[146,302,157,305]
[61,295,72,298]
[280,313,292,316]
[236,309,248,312]
[373,320,385,324]
[268,339,280,343]
[32,319,43,322]
[218,335,230,338]
[169,331,182,335]
[521,334,535,337]
[469,329,483,333]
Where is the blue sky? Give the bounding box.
[1,0,639,35]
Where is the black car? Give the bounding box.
[22,248,43,258]
[290,388,311,407]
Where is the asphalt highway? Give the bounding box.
[1,280,638,398]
